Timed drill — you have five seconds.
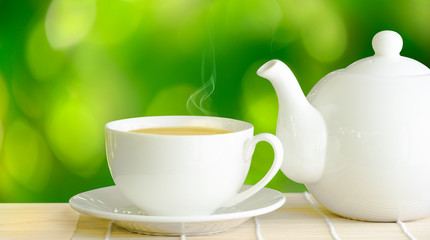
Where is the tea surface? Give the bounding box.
[129,126,232,135]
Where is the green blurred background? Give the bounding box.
[0,0,429,202]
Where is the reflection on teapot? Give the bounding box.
[257,30,430,222]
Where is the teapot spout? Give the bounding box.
[257,60,327,184]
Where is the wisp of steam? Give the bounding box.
[186,38,217,116]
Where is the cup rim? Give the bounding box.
[105,115,253,137]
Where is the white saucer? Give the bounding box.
[69,185,285,236]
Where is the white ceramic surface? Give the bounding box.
[69,185,286,236]
[105,116,283,216]
[257,30,430,221]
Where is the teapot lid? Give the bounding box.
[343,30,430,76]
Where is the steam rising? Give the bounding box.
[186,40,217,116]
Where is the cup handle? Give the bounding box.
[222,133,283,207]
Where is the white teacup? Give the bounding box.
[105,116,283,216]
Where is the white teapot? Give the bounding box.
[257,30,430,222]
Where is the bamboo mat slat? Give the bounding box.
[71,193,430,240]
[1,194,429,240]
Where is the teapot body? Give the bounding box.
[307,72,430,221]
[258,31,430,221]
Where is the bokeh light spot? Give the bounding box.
[147,0,210,55]
[45,0,96,49]
[2,118,52,192]
[272,0,301,47]
[46,97,103,177]
[0,73,8,120]
[11,74,45,119]
[243,94,278,133]
[152,0,203,29]
[175,9,208,54]
[0,121,3,153]
[88,0,143,46]
[0,166,12,202]
[72,46,143,121]
[397,0,430,50]
[26,22,66,81]
[301,13,346,63]
[145,85,196,116]
[241,61,278,133]
[223,0,282,40]
[276,0,346,63]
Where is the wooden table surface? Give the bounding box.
[1,193,429,240]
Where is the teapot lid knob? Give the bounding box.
[372,30,403,56]
[339,30,429,76]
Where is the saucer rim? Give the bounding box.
[69,185,286,223]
